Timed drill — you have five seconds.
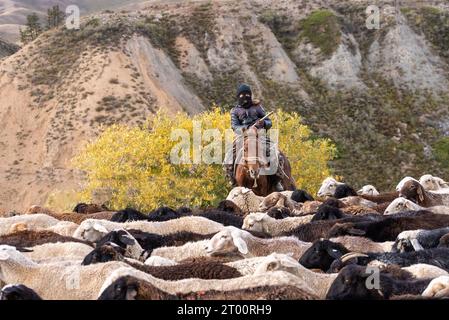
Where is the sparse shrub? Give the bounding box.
[74,109,336,211]
[298,10,341,57]
[433,137,449,167]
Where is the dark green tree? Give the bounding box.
[47,5,65,29]
[20,13,42,44]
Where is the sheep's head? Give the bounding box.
[357,185,380,196]
[392,230,424,253]
[419,174,449,191]
[259,192,283,211]
[97,229,146,261]
[242,212,271,233]
[0,284,42,301]
[0,245,36,277]
[395,176,418,192]
[254,253,300,275]
[384,197,419,215]
[422,276,449,298]
[439,234,449,248]
[399,180,426,204]
[420,175,439,191]
[75,220,109,242]
[317,177,342,198]
[205,226,249,256]
[326,265,386,300]
[226,187,252,200]
[82,243,125,265]
[299,240,349,272]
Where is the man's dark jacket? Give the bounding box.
[230,102,272,133]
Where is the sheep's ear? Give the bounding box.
[16,247,33,253]
[231,233,248,254]
[417,187,424,202]
[0,252,9,260]
[348,228,366,236]
[255,214,265,222]
[93,223,108,233]
[119,234,136,245]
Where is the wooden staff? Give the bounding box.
[251,111,274,128]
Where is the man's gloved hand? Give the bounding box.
[254,119,265,129]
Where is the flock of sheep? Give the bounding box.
[1,173,449,300]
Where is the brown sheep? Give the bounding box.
[26,205,55,215]
[360,192,399,204]
[400,180,449,207]
[0,230,93,248]
[73,203,110,214]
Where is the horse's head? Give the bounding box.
[241,157,270,181]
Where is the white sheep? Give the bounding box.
[422,276,449,298]
[253,253,337,299]
[73,216,224,242]
[242,212,313,236]
[317,177,344,197]
[357,185,380,196]
[205,226,311,259]
[45,221,80,237]
[384,197,449,215]
[23,242,93,263]
[402,264,448,279]
[226,187,295,215]
[144,256,178,267]
[0,214,60,236]
[150,240,211,262]
[0,245,129,300]
[419,174,449,191]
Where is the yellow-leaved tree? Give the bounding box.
[72,108,336,211]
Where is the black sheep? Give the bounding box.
[312,204,346,221]
[334,184,357,199]
[111,208,149,222]
[327,211,449,242]
[267,206,291,219]
[282,215,379,242]
[330,248,449,273]
[393,227,449,253]
[298,240,349,271]
[198,209,243,227]
[216,200,244,215]
[326,265,432,300]
[291,189,314,203]
[0,284,43,300]
[147,207,184,222]
[82,243,126,265]
[126,229,213,253]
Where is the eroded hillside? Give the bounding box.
[0,0,449,210]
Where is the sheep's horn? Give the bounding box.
[340,252,369,263]
[410,239,424,251]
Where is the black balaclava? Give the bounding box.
[237,83,252,108]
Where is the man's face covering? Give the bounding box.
[238,92,252,108]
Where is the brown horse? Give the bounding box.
[234,127,296,196]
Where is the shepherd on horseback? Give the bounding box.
[223,84,295,196]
